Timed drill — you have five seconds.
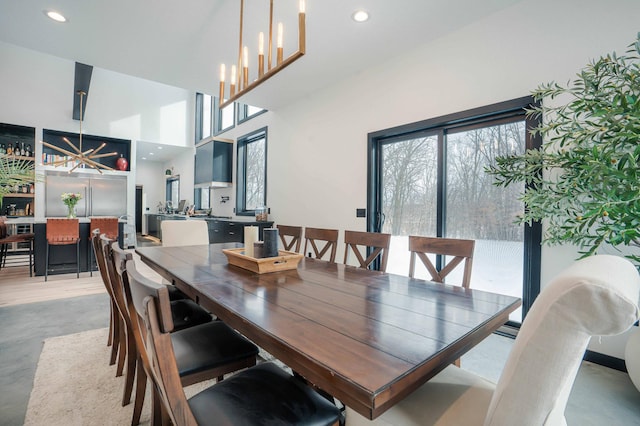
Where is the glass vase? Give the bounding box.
[67,204,77,218]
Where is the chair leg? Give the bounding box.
[76,240,80,279]
[107,306,114,347]
[45,242,49,282]
[122,332,136,406]
[110,300,120,365]
[116,318,127,377]
[28,239,33,277]
[131,356,147,426]
[151,387,164,426]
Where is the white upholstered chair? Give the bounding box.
[346,255,640,426]
[161,220,209,247]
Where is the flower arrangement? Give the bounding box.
[61,192,82,218]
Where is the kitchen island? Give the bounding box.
[145,213,273,243]
[31,218,126,277]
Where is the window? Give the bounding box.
[194,187,210,210]
[238,103,266,124]
[195,93,213,142]
[236,128,267,215]
[166,176,180,210]
[368,97,541,325]
[214,97,235,134]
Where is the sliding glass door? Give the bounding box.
[369,98,541,324]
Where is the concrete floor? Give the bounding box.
[0,293,109,426]
[1,263,639,425]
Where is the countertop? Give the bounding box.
[6,217,128,224]
[145,213,270,223]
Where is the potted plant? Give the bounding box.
[486,34,640,390]
[0,155,36,211]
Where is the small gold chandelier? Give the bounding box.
[218,0,306,109]
[42,90,118,174]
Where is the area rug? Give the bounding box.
[24,328,212,426]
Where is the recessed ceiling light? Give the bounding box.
[149,152,154,156]
[352,10,369,23]
[44,10,67,23]
[157,146,163,150]
[141,157,147,160]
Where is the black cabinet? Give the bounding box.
[146,214,158,238]
[195,139,232,185]
[207,219,273,243]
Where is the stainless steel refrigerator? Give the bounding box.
[45,171,127,217]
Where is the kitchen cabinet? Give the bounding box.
[194,138,233,187]
[207,219,273,243]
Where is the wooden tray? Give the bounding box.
[222,248,303,274]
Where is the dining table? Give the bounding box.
[135,243,521,420]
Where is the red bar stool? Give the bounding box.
[89,217,119,276]
[45,218,80,281]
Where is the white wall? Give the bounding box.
[0,40,194,218]
[218,0,640,358]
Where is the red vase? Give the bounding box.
[116,155,128,171]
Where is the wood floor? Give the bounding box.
[0,250,162,307]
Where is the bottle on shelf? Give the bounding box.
[25,143,32,157]
[7,142,12,155]
[0,143,5,154]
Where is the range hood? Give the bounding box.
[194,138,233,189]
[194,181,231,188]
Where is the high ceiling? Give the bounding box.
[0,0,523,110]
[0,0,523,162]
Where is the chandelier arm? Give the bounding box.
[62,137,83,155]
[87,152,119,160]
[90,142,108,156]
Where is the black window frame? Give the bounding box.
[367,96,542,325]
[236,127,268,216]
[237,103,267,125]
[214,96,236,135]
[195,93,213,142]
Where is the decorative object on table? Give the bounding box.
[486,34,640,264]
[263,228,279,258]
[255,205,268,221]
[0,154,35,206]
[485,34,640,393]
[244,225,258,257]
[115,154,128,171]
[217,0,306,109]
[61,192,82,218]
[41,90,117,173]
[222,248,303,274]
[253,241,264,259]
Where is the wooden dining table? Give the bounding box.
[136,243,521,420]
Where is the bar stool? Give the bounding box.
[89,217,119,276]
[0,222,35,276]
[45,218,80,281]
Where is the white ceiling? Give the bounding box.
[0,0,523,162]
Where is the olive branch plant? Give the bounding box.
[486,33,640,263]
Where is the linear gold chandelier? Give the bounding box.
[218,0,306,109]
[42,90,117,174]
